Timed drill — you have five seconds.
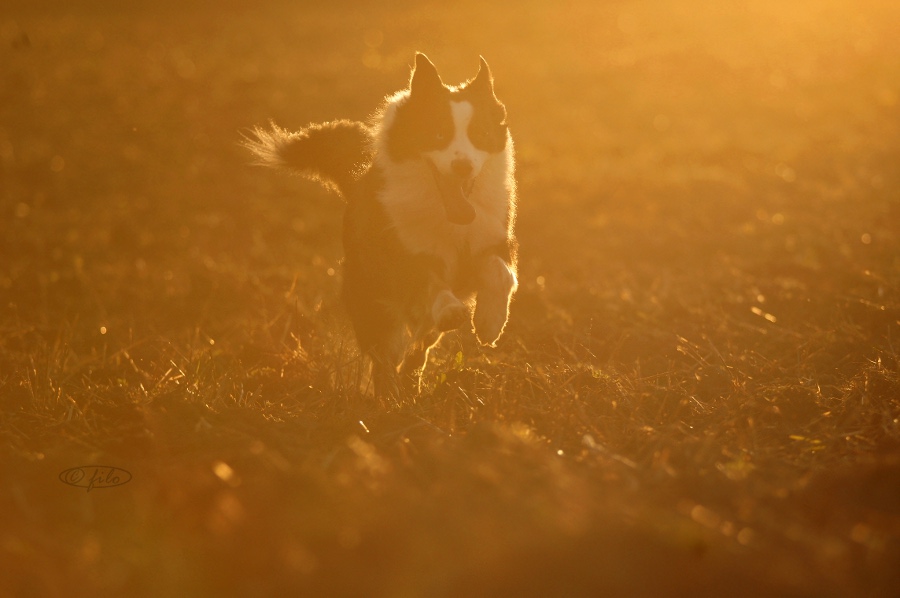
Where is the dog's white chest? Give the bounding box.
[377,159,509,276]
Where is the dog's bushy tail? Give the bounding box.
[241,120,372,194]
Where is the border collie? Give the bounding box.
[242,53,518,397]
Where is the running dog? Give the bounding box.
[243,53,518,396]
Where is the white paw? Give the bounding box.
[432,290,469,332]
[474,257,517,346]
[474,301,508,346]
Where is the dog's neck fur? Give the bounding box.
[369,90,516,271]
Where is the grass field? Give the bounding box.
[2,0,899,596]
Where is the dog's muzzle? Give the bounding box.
[427,160,476,225]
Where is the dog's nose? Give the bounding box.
[451,158,473,179]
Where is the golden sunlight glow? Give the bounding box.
[213,460,236,483]
[3,0,898,595]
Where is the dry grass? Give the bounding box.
[2,1,899,596]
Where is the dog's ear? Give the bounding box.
[470,56,496,95]
[410,53,443,95]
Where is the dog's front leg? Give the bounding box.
[473,255,517,346]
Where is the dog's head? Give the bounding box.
[385,53,509,225]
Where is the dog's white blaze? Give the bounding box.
[424,101,489,177]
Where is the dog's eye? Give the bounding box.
[435,132,446,141]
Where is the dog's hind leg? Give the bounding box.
[368,330,409,400]
[399,329,442,392]
[346,300,407,399]
[371,355,401,400]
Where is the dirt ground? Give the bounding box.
[1,1,899,596]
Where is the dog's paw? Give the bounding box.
[473,300,509,347]
[474,257,517,346]
[432,290,470,332]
